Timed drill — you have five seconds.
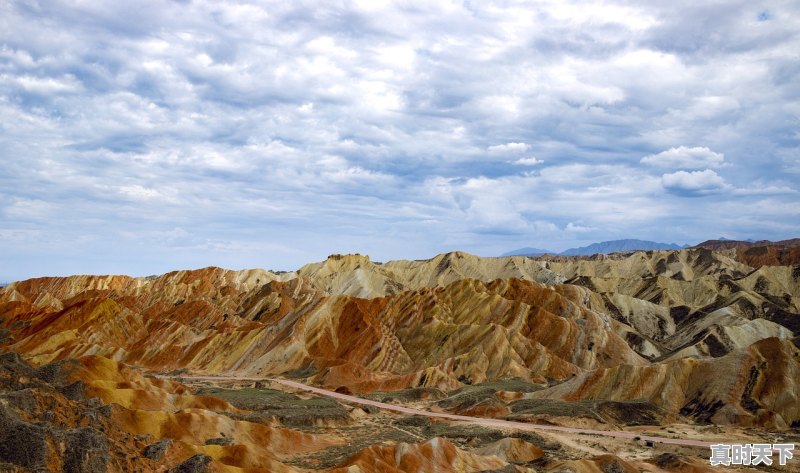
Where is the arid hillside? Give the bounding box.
[0,249,798,472]
[693,238,800,267]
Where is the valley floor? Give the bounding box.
[177,374,800,473]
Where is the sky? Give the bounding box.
[1,0,799,280]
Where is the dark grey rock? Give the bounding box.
[58,381,86,401]
[204,437,233,446]
[0,391,37,417]
[0,422,53,469]
[169,454,212,473]
[64,426,109,473]
[143,439,173,461]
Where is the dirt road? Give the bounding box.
[173,375,714,448]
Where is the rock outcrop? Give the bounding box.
[1,249,798,471]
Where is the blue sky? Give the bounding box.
[1,0,799,280]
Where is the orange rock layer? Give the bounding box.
[1,251,798,430]
[1,274,647,394]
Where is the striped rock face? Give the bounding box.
[1,251,798,416]
[0,273,644,391]
[0,249,798,472]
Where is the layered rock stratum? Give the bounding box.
[0,248,798,472]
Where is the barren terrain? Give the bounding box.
[1,248,798,471]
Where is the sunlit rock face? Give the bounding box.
[3,250,796,380]
[0,259,655,390]
[0,249,798,471]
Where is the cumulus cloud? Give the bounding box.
[641,146,725,169]
[661,169,728,195]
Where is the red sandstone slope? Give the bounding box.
[1,250,798,430]
[693,238,800,251]
[1,276,646,393]
[692,239,800,267]
[735,245,800,268]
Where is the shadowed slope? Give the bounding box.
[528,337,800,429]
[0,352,340,472]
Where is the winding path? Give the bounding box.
[174,375,714,448]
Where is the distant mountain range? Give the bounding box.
[500,247,556,257]
[503,239,686,257]
[692,238,800,250]
[505,237,800,258]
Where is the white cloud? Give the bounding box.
[3,199,53,219]
[488,142,530,154]
[731,184,798,196]
[2,73,82,94]
[661,169,728,194]
[641,146,725,169]
[565,222,596,233]
[682,95,740,119]
[0,0,799,280]
[513,157,544,166]
[116,185,179,203]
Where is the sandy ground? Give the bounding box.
[174,375,717,447]
[174,375,799,472]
